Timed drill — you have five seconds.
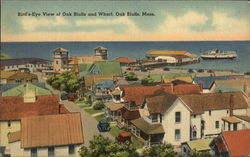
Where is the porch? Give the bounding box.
[104,102,123,121]
[130,117,165,147]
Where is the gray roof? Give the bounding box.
[0,58,51,66]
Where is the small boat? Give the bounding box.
[201,49,237,59]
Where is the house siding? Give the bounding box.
[9,141,81,157]
[190,115,202,139]
[162,99,190,146]
[0,121,20,147]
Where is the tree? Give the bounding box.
[47,71,81,93]
[78,135,139,157]
[189,150,212,157]
[125,72,138,81]
[141,76,154,85]
[141,143,175,157]
[93,101,104,110]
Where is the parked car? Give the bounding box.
[134,67,140,71]
[97,120,111,132]
[115,132,132,145]
[163,67,170,71]
[207,69,215,73]
[67,93,77,101]
[141,67,148,72]
[60,92,68,100]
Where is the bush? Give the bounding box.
[188,69,194,73]
[244,72,250,75]
[93,101,104,110]
[197,69,204,73]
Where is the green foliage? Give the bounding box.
[125,72,138,81]
[46,71,81,93]
[84,96,92,105]
[141,76,154,85]
[93,101,104,110]
[78,135,139,157]
[141,143,175,157]
[189,150,212,157]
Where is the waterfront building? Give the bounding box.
[114,57,136,66]
[52,48,70,72]
[94,46,108,60]
[0,58,51,72]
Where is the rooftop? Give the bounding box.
[105,102,124,111]
[131,118,164,134]
[0,95,68,120]
[7,72,38,80]
[0,58,51,66]
[146,50,188,56]
[52,47,69,52]
[114,57,136,63]
[222,129,250,157]
[89,61,122,76]
[20,113,84,148]
[179,92,248,115]
[84,74,114,87]
[121,107,140,120]
[186,139,213,151]
[0,71,17,79]
[222,116,241,123]
[2,83,52,96]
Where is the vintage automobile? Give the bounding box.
[115,132,132,145]
[97,120,111,132]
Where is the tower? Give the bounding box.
[94,46,108,60]
[52,48,69,72]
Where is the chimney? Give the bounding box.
[170,83,174,93]
[59,104,62,114]
[199,81,204,92]
[229,94,234,116]
[23,84,36,103]
[243,82,249,95]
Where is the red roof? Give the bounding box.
[222,129,250,157]
[115,57,136,63]
[0,95,62,121]
[122,84,201,105]
[119,132,131,137]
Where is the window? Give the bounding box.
[233,123,237,131]
[8,121,11,127]
[193,130,197,138]
[193,115,196,118]
[31,148,37,157]
[209,111,212,116]
[151,114,158,123]
[183,147,187,153]
[68,145,75,155]
[175,112,181,123]
[48,147,55,157]
[215,121,220,129]
[56,61,59,64]
[175,129,181,141]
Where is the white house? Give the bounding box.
[130,91,249,147]
[1,58,51,72]
[131,90,191,146]
[8,113,84,157]
[155,56,177,63]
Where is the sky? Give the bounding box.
[1,0,250,42]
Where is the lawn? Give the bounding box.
[109,125,144,149]
[95,114,108,121]
[84,108,103,115]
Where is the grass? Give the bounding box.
[109,125,144,149]
[84,108,103,115]
[95,114,108,121]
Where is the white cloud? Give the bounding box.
[212,11,249,32]
[75,17,130,26]
[21,16,69,31]
[161,11,208,31]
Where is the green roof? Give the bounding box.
[2,83,52,96]
[187,139,212,151]
[148,73,193,82]
[78,63,93,76]
[89,61,122,76]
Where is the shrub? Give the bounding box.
[188,69,194,73]
[244,72,250,75]
[197,69,204,73]
[93,101,104,110]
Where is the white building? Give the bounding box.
[1,58,51,72]
[130,91,249,147]
[8,113,84,157]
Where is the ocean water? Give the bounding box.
[1,41,250,72]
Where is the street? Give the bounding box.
[35,72,114,147]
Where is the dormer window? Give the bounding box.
[151,114,158,123]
